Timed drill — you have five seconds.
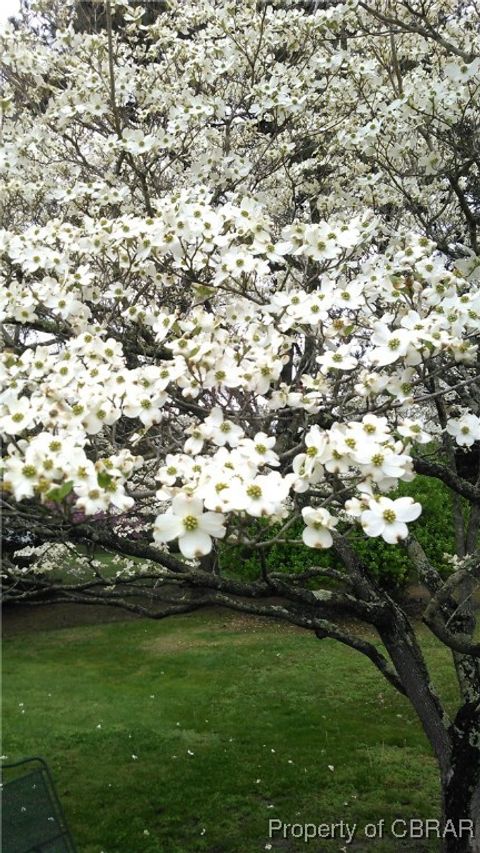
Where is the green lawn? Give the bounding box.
[2,610,457,852]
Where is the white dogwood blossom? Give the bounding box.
[153,495,226,559]
[361,497,422,544]
[0,0,478,561]
[301,507,338,549]
[446,414,480,447]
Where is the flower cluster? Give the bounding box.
[1,0,478,562]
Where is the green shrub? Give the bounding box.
[219,475,457,589]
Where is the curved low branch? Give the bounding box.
[426,558,480,618]
[270,566,356,586]
[266,575,387,622]
[423,610,480,657]
[17,576,407,694]
[405,535,480,654]
[404,534,442,594]
[314,627,406,696]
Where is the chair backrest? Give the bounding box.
[1,757,77,853]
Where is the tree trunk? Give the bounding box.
[377,605,451,777]
[441,703,480,853]
[377,604,480,852]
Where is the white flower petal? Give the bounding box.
[361,512,385,537]
[178,530,212,559]
[200,511,226,538]
[301,506,317,524]
[382,521,408,544]
[171,494,203,517]
[153,513,183,542]
[302,526,333,549]
[394,497,422,522]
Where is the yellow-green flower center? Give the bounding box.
[183,515,199,532]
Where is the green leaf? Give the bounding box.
[97,471,114,489]
[47,481,74,502]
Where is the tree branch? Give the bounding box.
[413,457,480,505]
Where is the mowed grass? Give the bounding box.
[2,610,458,852]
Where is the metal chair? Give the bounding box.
[1,757,77,852]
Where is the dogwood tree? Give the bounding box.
[1,0,480,848]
